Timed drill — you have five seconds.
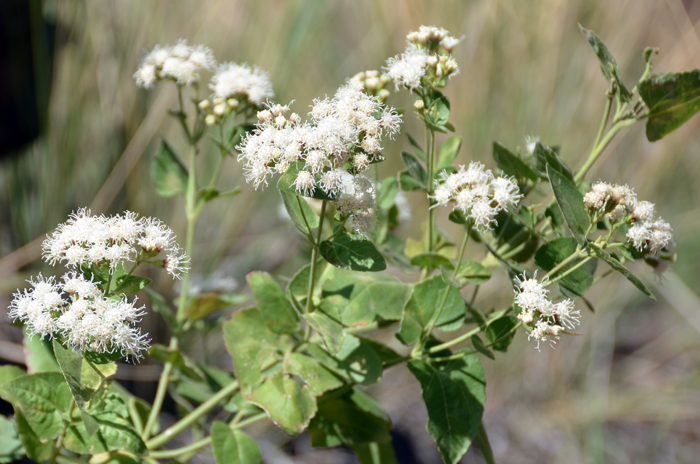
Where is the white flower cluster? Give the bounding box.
[209,62,274,106]
[384,26,461,90]
[134,39,216,88]
[333,175,376,235]
[431,162,522,231]
[514,273,580,351]
[350,70,391,101]
[584,182,673,255]
[9,273,149,358]
[237,81,402,191]
[42,208,189,279]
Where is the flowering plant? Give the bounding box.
[1,24,694,464]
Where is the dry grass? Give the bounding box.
[2,0,700,462]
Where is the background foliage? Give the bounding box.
[2,0,700,462]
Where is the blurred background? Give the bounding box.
[1,0,700,463]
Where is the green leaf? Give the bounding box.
[280,190,320,236]
[247,371,317,435]
[401,152,429,187]
[377,177,399,210]
[223,308,292,393]
[492,210,539,264]
[0,415,24,464]
[23,329,60,373]
[471,335,495,360]
[309,387,392,447]
[0,366,26,386]
[536,142,574,182]
[144,288,180,332]
[334,335,383,385]
[398,169,425,191]
[410,252,452,269]
[0,373,68,439]
[639,70,700,141]
[492,142,539,182]
[579,25,631,102]
[186,292,248,322]
[397,276,466,345]
[320,234,386,272]
[485,315,519,352]
[211,421,262,464]
[278,161,335,200]
[152,140,188,197]
[406,133,427,162]
[547,164,591,245]
[282,353,343,397]
[247,271,300,334]
[149,344,205,382]
[588,243,655,300]
[535,237,597,298]
[407,355,486,464]
[448,210,468,225]
[14,411,51,461]
[112,275,151,297]
[438,136,462,169]
[474,422,496,464]
[321,268,411,326]
[545,203,566,236]
[304,304,346,355]
[352,441,398,464]
[53,340,117,409]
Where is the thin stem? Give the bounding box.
[142,336,178,441]
[427,326,482,354]
[177,146,198,323]
[414,229,470,355]
[295,196,315,244]
[147,378,241,450]
[545,256,594,287]
[544,247,584,279]
[305,200,327,315]
[48,397,74,464]
[426,127,435,253]
[574,119,636,185]
[594,89,614,148]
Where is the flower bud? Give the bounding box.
[213,97,225,106]
[444,59,458,74]
[414,99,425,112]
[227,98,239,109]
[427,55,439,68]
[274,115,286,128]
[378,89,390,102]
[289,113,300,124]
[213,104,226,117]
[198,99,211,111]
[257,109,272,121]
[379,74,390,85]
[366,77,379,92]
[205,114,217,126]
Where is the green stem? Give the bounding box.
[545,256,593,287]
[427,326,482,354]
[413,229,470,356]
[544,247,584,279]
[574,119,636,185]
[594,88,614,148]
[48,398,73,464]
[177,146,198,323]
[147,378,241,450]
[426,128,436,253]
[142,336,178,441]
[306,200,327,315]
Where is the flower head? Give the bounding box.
[209,62,274,106]
[134,39,216,88]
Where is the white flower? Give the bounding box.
[491,176,522,209]
[332,174,376,236]
[162,245,191,279]
[524,136,539,156]
[385,45,429,90]
[632,201,656,223]
[209,62,274,106]
[134,40,215,88]
[352,154,370,172]
[293,171,316,196]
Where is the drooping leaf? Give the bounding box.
[223,308,290,393]
[534,237,597,298]
[280,190,320,236]
[152,140,188,197]
[588,243,655,300]
[247,371,317,435]
[14,411,51,461]
[547,164,591,245]
[0,373,68,439]
[247,271,300,334]
[492,142,539,182]
[579,25,631,102]
[397,276,466,346]
[474,422,496,464]
[398,169,425,191]
[536,142,574,182]
[53,340,117,409]
[405,133,427,162]
[186,292,249,321]
[408,355,486,464]
[321,268,412,326]
[438,136,462,169]
[320,234,387,272]
[309,387,392,447]
[211,421,262,464]
[401,152,429,188]
[485,315,519,352]
[639,70,700,141]
[377,177,399,210]
[471,335,495,360]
